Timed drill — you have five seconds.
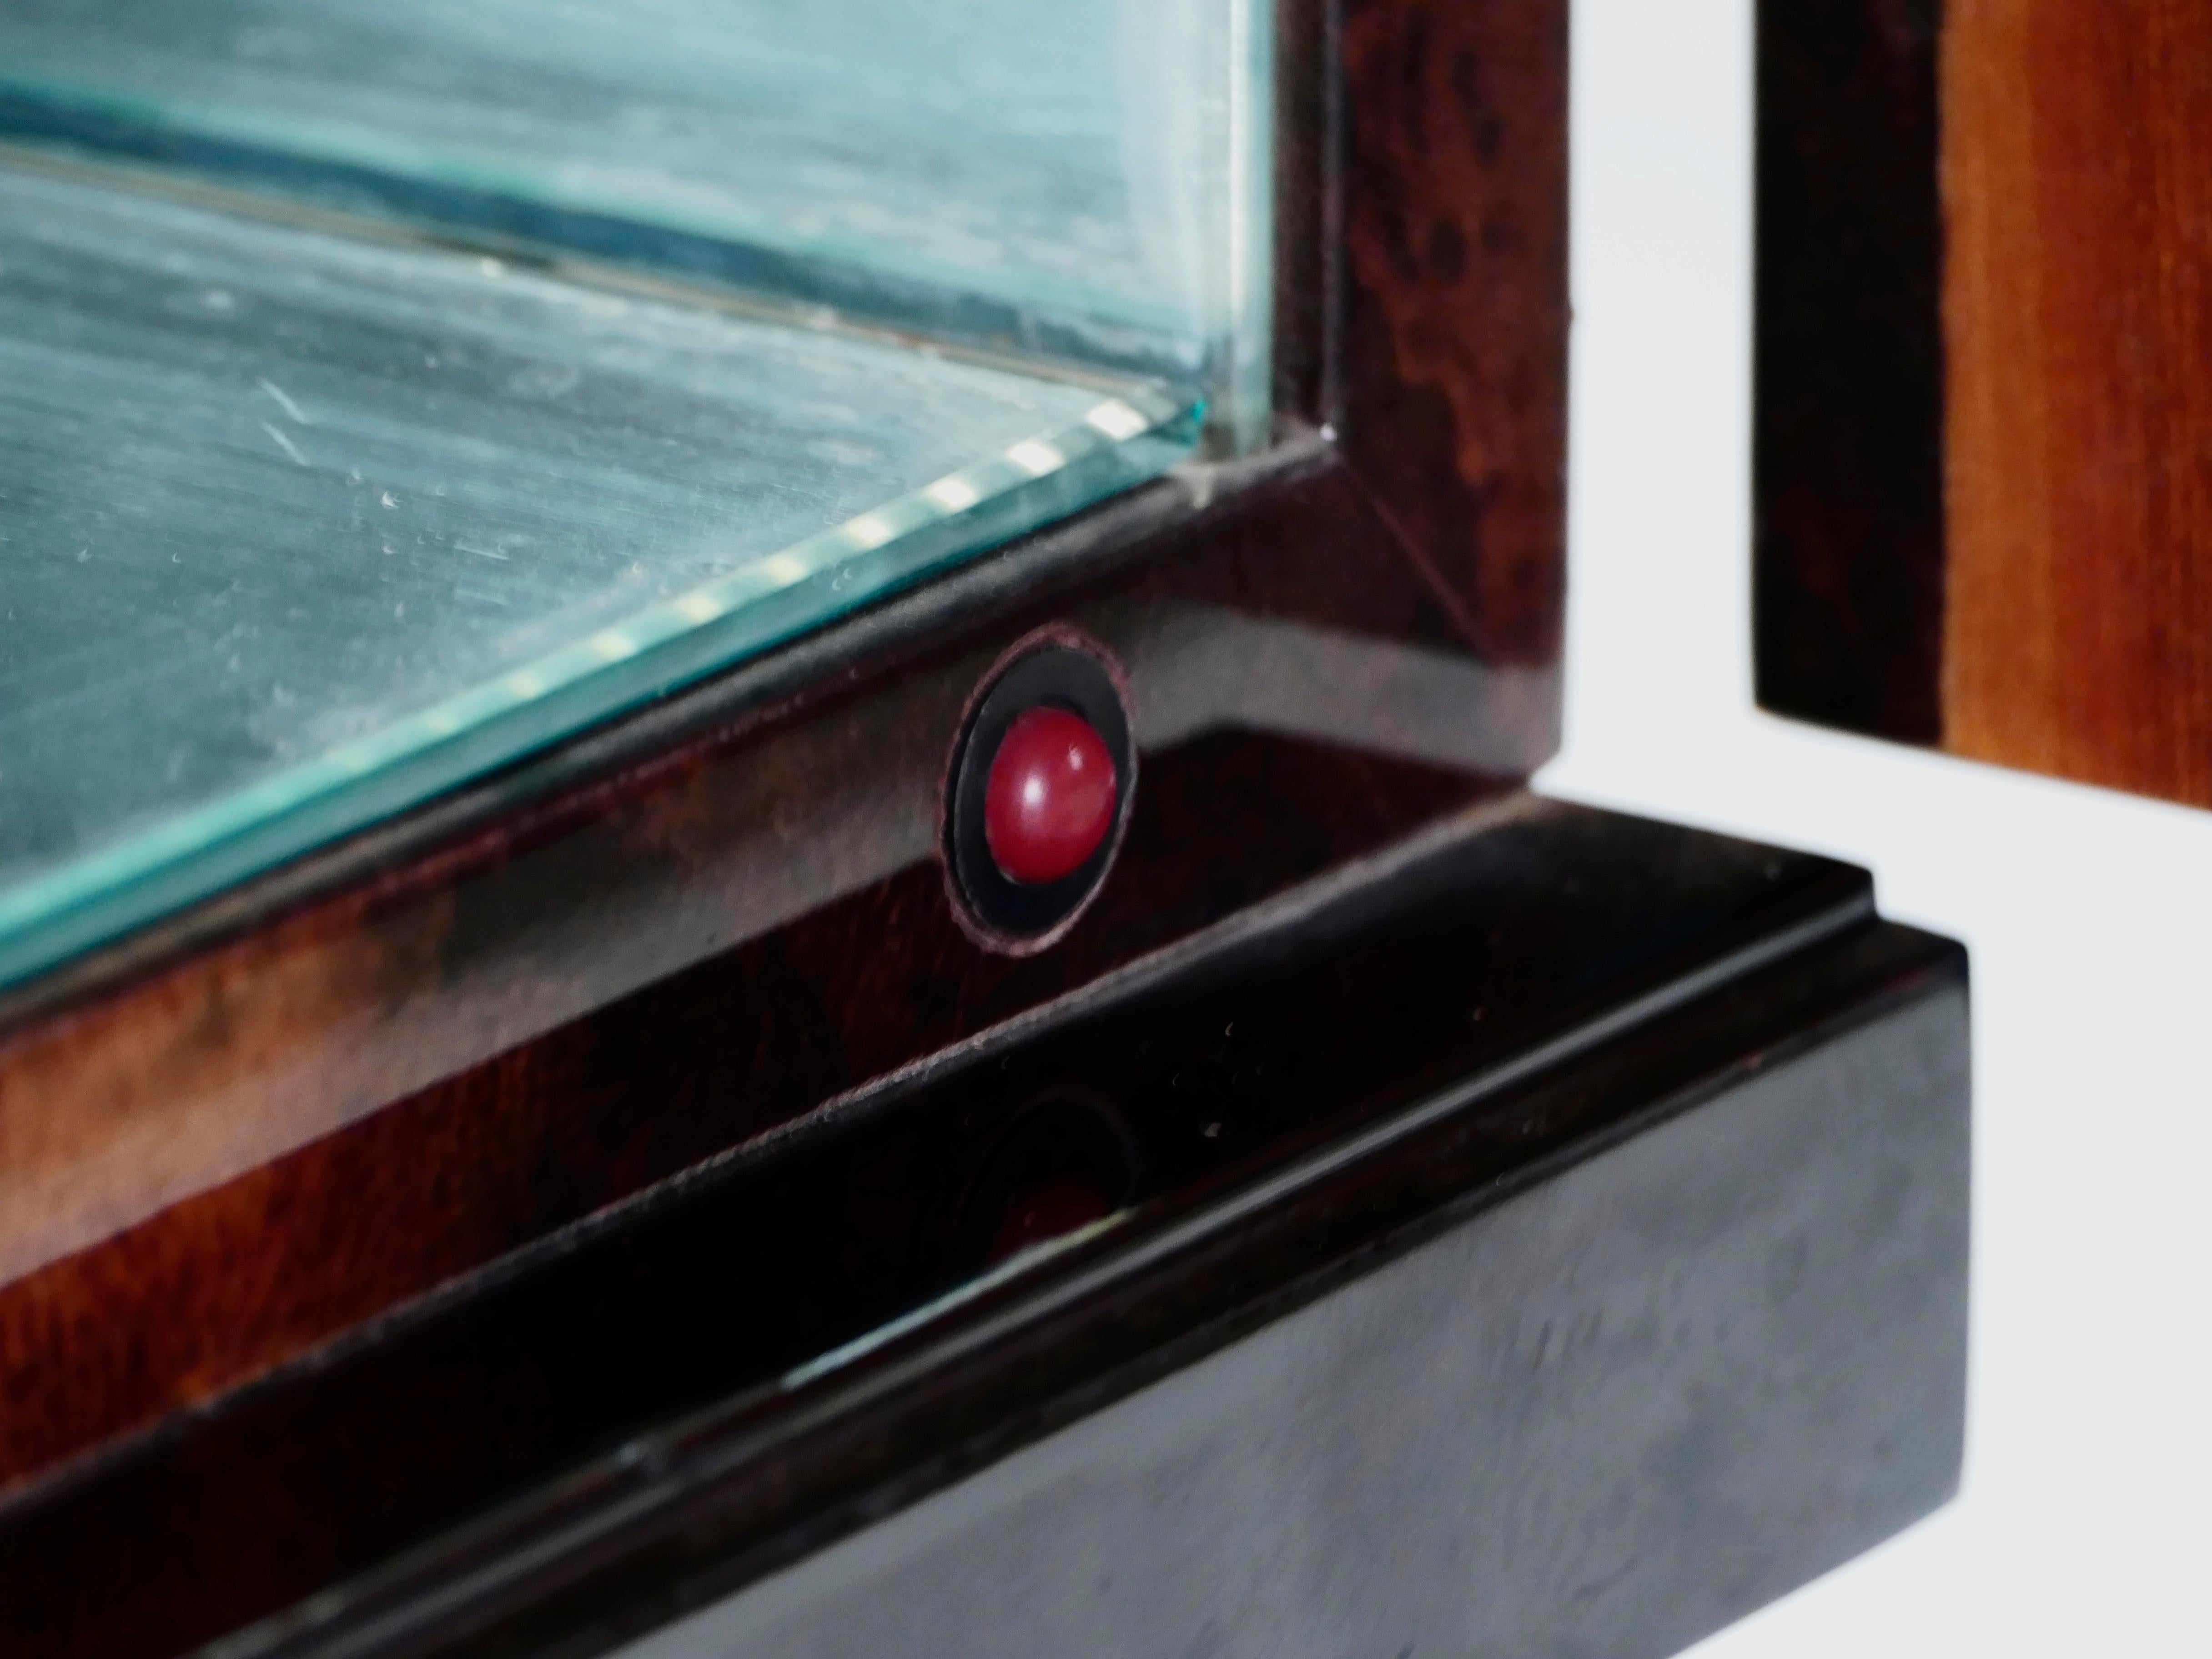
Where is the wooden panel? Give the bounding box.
[1943,0,2212,801]
[1756,0,2212,806]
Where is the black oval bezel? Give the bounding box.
[942,633,1134,952]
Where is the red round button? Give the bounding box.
[983,706,1117,886]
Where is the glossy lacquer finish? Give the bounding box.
[0,802,1967,1659]
[0,7,1961,1655]
[0,0,1567,1508]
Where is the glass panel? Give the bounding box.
[0,0,1274,449]
[0,163,1200,988]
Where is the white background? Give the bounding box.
[1543,3,2212,1652]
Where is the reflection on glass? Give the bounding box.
[0,0,1274,448]
[0,165,1200,987]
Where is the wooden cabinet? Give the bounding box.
[0,4,1971,1653]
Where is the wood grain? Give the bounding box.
[1340,0,1568,668]
[0,472,1533,1494]
[1943,0,2212,802]
[1755,0,2212,806]
[0,735,1500,1498]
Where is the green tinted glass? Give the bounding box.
[0,162,1200,986]
[0,0,1273,985]
[0,0,1273,446]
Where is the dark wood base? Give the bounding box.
[0,799,1968,1659]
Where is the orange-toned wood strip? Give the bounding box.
[1943,0,2212,804]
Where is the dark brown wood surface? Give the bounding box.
[1340,0,1568,669]
[1756,0,2212,806]
[1754,0,1945,741]
[0,0,1570,1503]
[0,733,1503,1496]
[0,454,1538,1495]
[0,803,1949,1659]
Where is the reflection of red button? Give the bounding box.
[982,1169,1116,1266]
[984,706,1117,885]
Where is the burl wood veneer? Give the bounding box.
[1755,0,2212,805]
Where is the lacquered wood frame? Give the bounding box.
[0,804,1967,1659]
[1756,0,2212,805]
[0,0,1567,1498]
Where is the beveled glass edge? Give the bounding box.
[0,386,1202,990]
[1215,0,1277,455]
